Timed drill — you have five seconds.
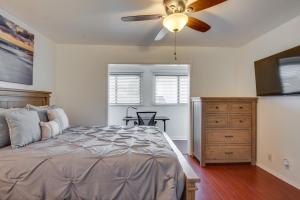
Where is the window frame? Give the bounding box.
[109,72,142,106]
[153,74,189,105]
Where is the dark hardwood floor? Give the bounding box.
[172,140,300,200]
[186,157,300,200]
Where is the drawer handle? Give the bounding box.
[225,135,233,138]
[215,106,219,109]
[224,152,233,155]
[215,120,219,123]
[239,106,243,109]
[239,120,243,123]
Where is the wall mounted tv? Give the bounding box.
[255,45,300,96]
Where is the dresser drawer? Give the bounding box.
[205,115,228,128]
[229,115,251,128]
[206,129,251,144]
[205,103,228,113]
[205,146,251,161]
[230,103,252,113]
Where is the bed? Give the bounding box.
[0,88,200,200]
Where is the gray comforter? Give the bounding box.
[0,126,184,200]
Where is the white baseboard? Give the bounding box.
[256,162,300,190]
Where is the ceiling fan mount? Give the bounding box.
[164,0,187,15]
[121,0,227,41]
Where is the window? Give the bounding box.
[109,74,141,105]
[154,75,189,104]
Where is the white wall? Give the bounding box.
[0,9,56,102]
[108,64,189,140]
[238,15,300,189]
[55,45,240,127]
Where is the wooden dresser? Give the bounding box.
[191,97,257,166]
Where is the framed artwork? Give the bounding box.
[0,14,34,85]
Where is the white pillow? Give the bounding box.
[5,110,41,148]
[47,108,69,131]
[40,120,61,140]
[0,108,23,147]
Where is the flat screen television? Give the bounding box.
[255,45,300,96]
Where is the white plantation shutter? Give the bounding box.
[155,76,178,104]
[179,76,189,103]
[155,75,189,104]
[109,76,116,104]
[109,74,141,105]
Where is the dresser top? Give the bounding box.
[192,97,258,102]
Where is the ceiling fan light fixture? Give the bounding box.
[163,13,188,32]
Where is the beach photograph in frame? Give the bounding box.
[0,15,34,85]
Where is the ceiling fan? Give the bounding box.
[121,0,227,41]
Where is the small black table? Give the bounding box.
[123,116,170,132]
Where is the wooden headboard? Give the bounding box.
[0,88,51,108]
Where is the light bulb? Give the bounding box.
[163,13,188,32]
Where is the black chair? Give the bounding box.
[134,112,157,126]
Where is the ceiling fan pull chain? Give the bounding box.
[174,32,177,61]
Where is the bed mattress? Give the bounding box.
[0,126,184,200]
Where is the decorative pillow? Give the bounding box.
[0,108,26,148]
[40,120,61,140]
[26,104,58,122]
[47,108,69,131]
[5,110,41,148]
[0,108,10,148]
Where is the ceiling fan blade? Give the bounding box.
[154,28,169,41]
[187,0,227,13]
[187,17,211,32]
[121,14,163,22]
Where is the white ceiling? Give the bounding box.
[0,0,300,47]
